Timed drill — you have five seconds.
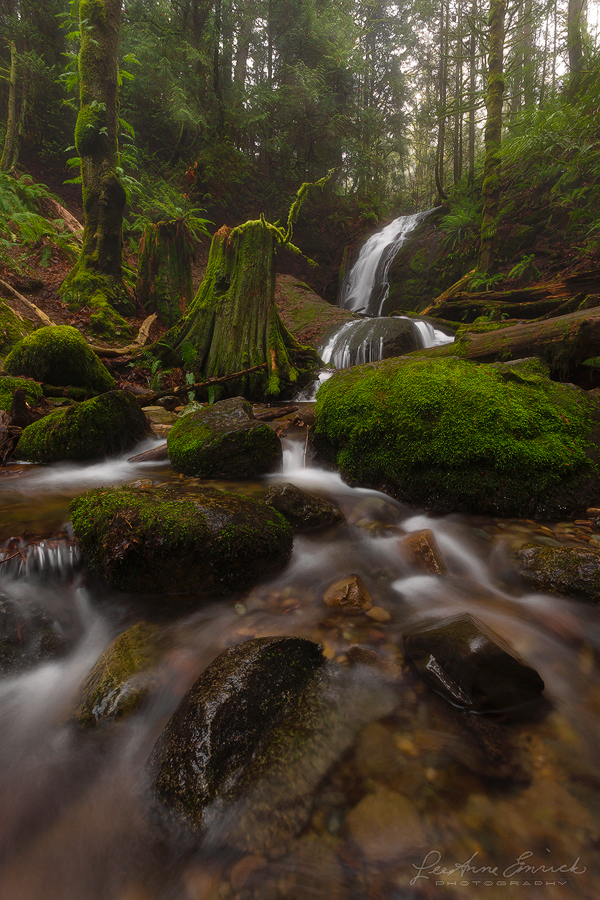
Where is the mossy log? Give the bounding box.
[136,219,193,327]
[158,220,321,400]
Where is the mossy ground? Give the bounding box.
[69,484,294,594]
[59,271,132,340]
[312,355,600,517]
[16,389,150,463]
[4,325,115,393]
[0,375,43,412]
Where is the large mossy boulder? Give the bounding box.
[403,613,545,714]
[16,390,150,463]
[167,396,282,478]
[515,543,600,603]
[4,325,115,394]
[69,483,294,594]
[312,355,600,517]
[73,622,163,727]
[0,375,43,412]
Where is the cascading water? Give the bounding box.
[339,210,432,315]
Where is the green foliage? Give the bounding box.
[439,194,482,251]
[468,271,505,292]
[508,254,541,285]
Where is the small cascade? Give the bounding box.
[339,210,432,315]
[0,538,82,582]
[319,317,419,369]
[411,318,455,349]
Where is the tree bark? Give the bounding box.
[567,0,587,94]
[157,221,320,400]
[59,0,132,335]
[0,41,19,172]
[478,0,506,274]
[136,219,194,327]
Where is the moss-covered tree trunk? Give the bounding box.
[159,220,320,399]
[478,0,506,275]
[136,219,193,327]
[59,0,132,338]
[0,42,19,173]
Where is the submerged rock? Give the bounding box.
[264,482,344,531]
[398,528,447,574]
[0,590,79,675]
[515,542,600,603]
[345,786,427,862]
[323,574,373,613]
[403,613,545,714]
[16,390,151,463]
[167,396,282,477]
[69,483,294,594]
[73,622,163,727]
[312,355,600,518]
[4,325,115,394]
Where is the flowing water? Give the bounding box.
[1,433,600,900]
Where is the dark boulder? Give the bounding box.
[403,613,545,714]
[69,483,294,595]
[264,482,343,531]
[0,589,80,675]
[515,542,600,603]
[167,396,282,478]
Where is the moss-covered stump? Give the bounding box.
[515,543,600,603]
[312,355,600,518]
[0,375,43,412]
[403,613,545,715]
[0,298,35,357]
[73,622,163,727]
[136,219,194,328]
[264,482,344,531]
[4,326,115,394]
[16,390,150,463]
[167,397,282,478]
[69,484,294,594]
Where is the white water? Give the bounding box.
[339,210,432,314]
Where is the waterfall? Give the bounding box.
[339,210,432,315]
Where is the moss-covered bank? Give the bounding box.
[69,484,294,594]
[16,390,150,463]
[312,355,600,517]
[4,325,115,393]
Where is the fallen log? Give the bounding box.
[0,278,57,327]
[150,362,268,403]
[87,314,158,358]
[128,443,168,463]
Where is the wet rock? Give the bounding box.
[73,622,162,727]
[323,574,373,613]
[345,786,426,862]
[0,590,79,675]
[4,325,115,394]
[167,396,282,478]
[403,613,545,714]
[69,484,294,595]
[16,390,151,464]
[515,542,600,603]
[141,405,178,425]
[398,529,447,574]
[264,482,344,532]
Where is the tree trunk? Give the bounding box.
[478,0,506,274]
[468,0,477,185]
[59,0,132,338]
[567,0,587,94]
[0,41,19,172]
[136,219,194,328]
[157,221,321,400]
[435,0,449,201]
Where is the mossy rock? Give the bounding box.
[73,622,163,727]
[312,355,600,518]
[515,543,600,603]
[69,483,294,594]
[0,299,35,357]
[264,482,344,531]
[4,325,115,393]
[167,396,283,478]
[0,375,43,412]
[16,390,151,463]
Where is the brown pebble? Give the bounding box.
[586,508,600,516]
[366,606,392,623]
[398,529,447,574]
[323,574,373,612]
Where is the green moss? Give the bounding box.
[0,375,43,412]
[0,299,35,357]
[4,325,115,393]
[313,355,600,517]
[60,270,133,336]
[74,103,103,156]
[16,389,150,463]
[69,484,294,594]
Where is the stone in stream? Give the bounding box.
[69,483,293,595]
[345,786,427,863]
[4,325,115,394]
[515,542,600,603]
[403,613,545,715]
[167,396,282,478]
[312,355,600,518]
[264,482,344,532]
[149,636,396,853]
[323,574,373,613]
[0,589,81,675]
[16,390,151,463]
[398,528,447,574]
[73,622,163,727]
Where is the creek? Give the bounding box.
[1,215,600,900]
